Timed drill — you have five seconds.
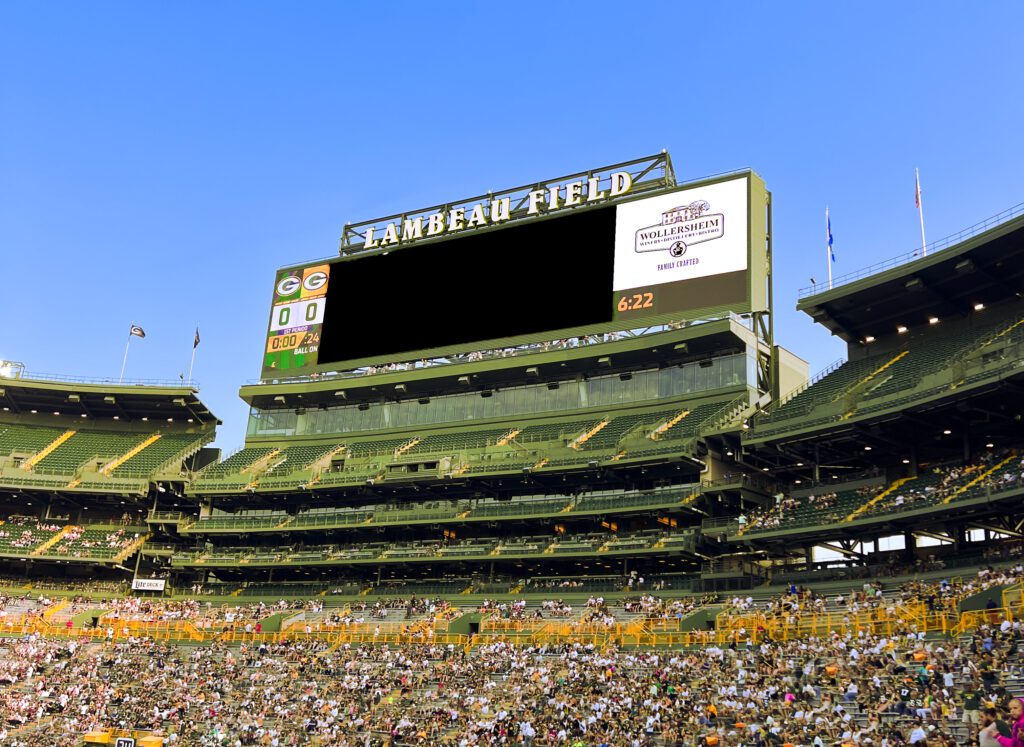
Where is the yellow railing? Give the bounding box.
[714,601,962,643]
[0,600,1016,648]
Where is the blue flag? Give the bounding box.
[827,214,835,263]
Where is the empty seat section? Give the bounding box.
[764,355,887,422]
[111,433,208,477]
[470,497,570,518]
[34,431,146,474]
[263,444,339,475]
[516,419,601,444]
[577,408,677,451]
[0,424,65,456]
[864,325,999,400]
[407,427,513,455]
[656,401,730,438]
[347,437,411,458]
[200,447,276,478]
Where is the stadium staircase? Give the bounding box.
[100,434,161,475]
[21,429,75,470]
[840,350,909,418]
[570,420,609,449]
[114,533,151,563]
[393,438,420,457]
[495,428,520,446]
[30,525,75,556]
[942,453,1017,504]
[649,409,690,439]
[844,477,913,521]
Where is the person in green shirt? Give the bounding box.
[964,687,986,728]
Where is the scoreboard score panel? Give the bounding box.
[263,264,331,372]
[261,171,766,376]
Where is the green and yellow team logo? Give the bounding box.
[264,264,330,372]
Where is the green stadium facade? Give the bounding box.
[1,185,1023,603]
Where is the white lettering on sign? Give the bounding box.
[131,579,166,592]
[364,172,633,249]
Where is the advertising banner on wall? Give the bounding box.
[612,175,750,319]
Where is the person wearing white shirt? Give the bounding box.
[908,721,928,743]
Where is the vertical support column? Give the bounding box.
[766,190,778,404]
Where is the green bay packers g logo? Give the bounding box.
[277,275,302,296]
[302,270,328,293]
[277,271,328,298]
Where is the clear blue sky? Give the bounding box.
[2,3,1022,450]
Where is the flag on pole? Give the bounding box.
[193,327,201,349]
[915,168,928,256]
[827,213,835,263]
[129,325,146,339]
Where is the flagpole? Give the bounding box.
[119,326,132,384]
[187,344,197,384]
[826,206,833,290]
[916,168,928,257]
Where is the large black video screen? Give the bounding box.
[317,206,617,365]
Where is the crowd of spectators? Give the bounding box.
[0,517,62,550]
[0,616,1021,745]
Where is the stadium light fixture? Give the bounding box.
[30,409,37,414]
[986,442,994,448]
[80,414,87,418]
[943,429,952,435]
[928,317,939,325]
[796,462,804,467]
[113,416,119,420]
[974,302,985,311]
[794,480,802,484]
[53,411,59,416]
[897,326,908,334]
[864,336,875,343]
[141,417,148,421]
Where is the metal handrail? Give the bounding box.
[769,358,846,412]
[6,371,197,388]
[799,201,1024,297]
[248,313,745,385]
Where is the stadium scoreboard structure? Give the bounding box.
[263,153,770,375]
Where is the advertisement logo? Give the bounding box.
[634,199,724,257]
